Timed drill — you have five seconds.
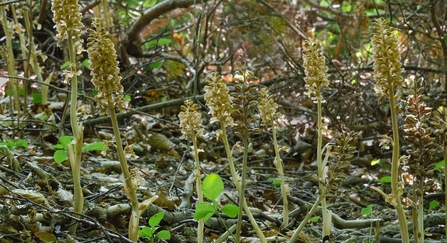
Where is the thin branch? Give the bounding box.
[126,0,209,56]
[79,95,205,127]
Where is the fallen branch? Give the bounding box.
[79,95,205,127]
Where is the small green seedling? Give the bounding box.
[361,204,373,216]
[32,93,43,105]
[310,216,320,223]
[0,139,28,171]
[371,158,391,171]
[194,174,240,222]
[139,212,171,242]
[0,139,28,152]
[51,136,104,163]
[361,204,375,243]
[429,200,439,210]
[375,175,391,183]
[434,160,444,172]
[268,178,281,188]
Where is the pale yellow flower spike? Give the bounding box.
[204,73,235,127]
[371,18,409,243]
[370,18,404,100]
[87,19,126,112]
[179,99,204,139]
[302,38,330,103]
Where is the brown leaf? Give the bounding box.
[34,232,56,243]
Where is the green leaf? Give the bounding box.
[268,178,281,187]
[149,61,163,68]
[14,140,28,149]
[370,159,380,166]
[143,0,158,8]
[5,140,14,150]
[202,173,224,201]
[0,145,9,153]
[125,0,140,8]
[82,59,90,67]
[182,13,191,20]
[149,212,164,227]
[54,150,68,164]
[361,204,373,216]
[85,142,105,151]
[51,144,64,149]
[139,226,155,239]
[221,204,239,218]
[156,230,171,240]
[32,93,42,104]
[194,202,215,222]
[124,94,131,102]
[378,176,391,183]
[429,200,439,210]
[61,61,71,69]
[434,160,445,172]
[145,38,172,49]
[38,114,48,121]
[310,216,320,223]
[59,136,74,149]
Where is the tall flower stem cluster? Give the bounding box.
[431,109,447,241]
[302,38,331,239]
[231,67,261,240]
[403,85,436,243]
[178,99,204,243]
[51,0,84,234]
[204,73,266,243]
[87,19,139,241]
[370,18,409,243]
[259,88,289,228]
[288,132,357,243]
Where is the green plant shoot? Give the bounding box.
[194,174,240,222]
[139,212,171,242]
[51,136,104,163]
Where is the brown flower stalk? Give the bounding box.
[51,0,84,234]
[370,17,409,243]
[204,72,266,243]
[178,99,204,243]
[302,37,331,239]
[87,19,139,242]
[259,88,289,228]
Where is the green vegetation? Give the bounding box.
[139,212,171,242]
[194,174,240,222]
[0,139,27,171]
[51,135,105,164]
[0,0,447,242]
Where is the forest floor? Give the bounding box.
[0,93,445,243]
